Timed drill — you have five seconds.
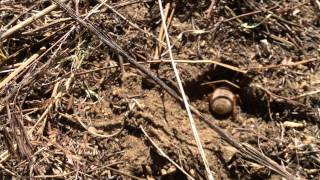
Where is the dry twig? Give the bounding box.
[0,0,69,41]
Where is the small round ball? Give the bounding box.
[210,97,233,115]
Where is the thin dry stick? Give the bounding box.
[0,147,13,163]
[87,161,124,173]
[252,84,306,107]
[22,9,104,35]
[160,4,175,54]
[87,57,314,76]
[37,81,62,135]
[140,126,194,180]
[165,59,245,73]
[0,62,23,71]
[33,171,75,179]
[41,136,81,162]
[74,59,246,75]
[204,0,216,18]
[97,0,166,46]
[246,58,318,71]
[157,1,214,180]
[0,0,69,40]
[59,113,124,138]
[3,3,39,30]
[200,115,299,180]
[22,17,72,35]
[0,52,41,90]
[155,2,170,59]
[0,163,17,177]
[49,58,244,78]
[30,88,63,134]
[293,89,320,99]
[102,166,145,180]
[112,0,143,8]
[223,5,278,23]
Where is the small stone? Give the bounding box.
[161,168,167,175]
[145,165,152,175]
[167,166,176,174]
[221,145,238,163]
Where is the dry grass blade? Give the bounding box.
[0,0,69,41]
[0,52,40,90]
[97,0,166,47]
[157,1,214,179]
[241,143,299,180]
[73,59,246,76]
[201,117,299,180]
[100,166,145,180]
[140,126,195,180]
[59,113,125,138]
[0,163,16,177]
[293,89,320,99]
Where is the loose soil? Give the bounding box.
[0,0,320,179]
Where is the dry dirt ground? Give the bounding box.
[0,0,320,179]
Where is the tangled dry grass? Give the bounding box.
[0,0,320,179]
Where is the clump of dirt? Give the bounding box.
[0,0,319,179]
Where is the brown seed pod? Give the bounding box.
[209,87,235,116]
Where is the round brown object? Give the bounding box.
[209,87,235,116]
